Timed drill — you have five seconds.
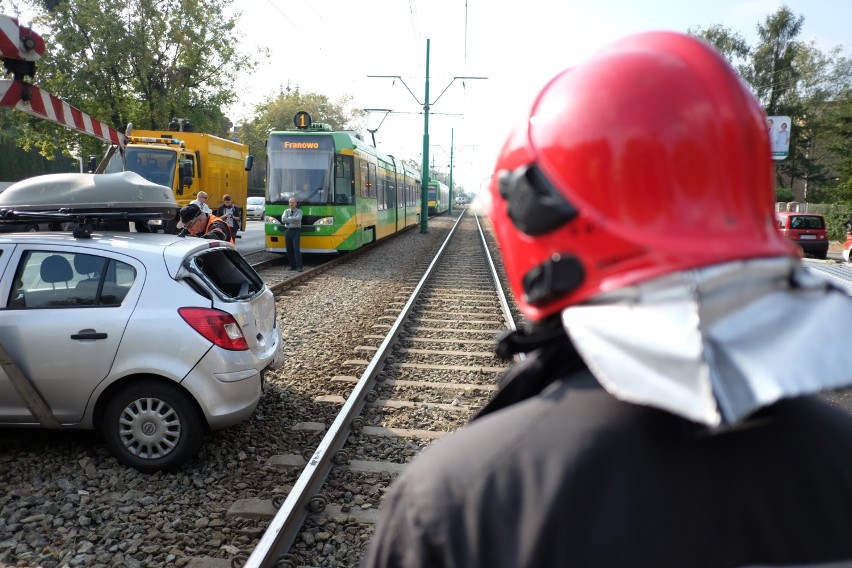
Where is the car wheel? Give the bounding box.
[102,381,206,473]
[26,224,39,232]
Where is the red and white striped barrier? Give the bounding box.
[0,79,124,145]
[0,15,45,61]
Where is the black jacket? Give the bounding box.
[362,326,852,568]
[216,204,242,232]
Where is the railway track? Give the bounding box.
[244,223,421,291]
[4,215,852,567]
[181,210,517,567]
[0,209,517,568]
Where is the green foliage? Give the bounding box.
[7,0,255,162]
[818,204,851,242]
[744,7,805,114]
[238,87,365,189]
[774,186,795,202]
[0,108,77,179]
[0,136,77,180]
[691,7,851,205]
[824,87,852,184]
[688,24,750,74]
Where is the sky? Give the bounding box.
[226,0,850,196]
[7,0,847,194]
[225,0,850,196]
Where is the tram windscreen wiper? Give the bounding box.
[299,186,325,206]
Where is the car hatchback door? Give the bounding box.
[0,248,142,424]
[180,247,278,358]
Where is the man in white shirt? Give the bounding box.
[189,191,212,214]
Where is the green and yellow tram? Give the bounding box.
[264,116,421,254]
[427,180,450,216]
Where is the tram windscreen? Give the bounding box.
[267,135,334,205]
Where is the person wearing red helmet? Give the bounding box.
[362,31,852,568]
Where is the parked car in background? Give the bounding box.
[0,173,285,472]
[246,196,266,220]
[454,195,470,205]
[776,211,828,259]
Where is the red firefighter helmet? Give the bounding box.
[488,31,798,321]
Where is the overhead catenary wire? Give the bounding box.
[262,0,325,53]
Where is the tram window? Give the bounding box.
[377,178,385,210]
[367,163,377,198]
[387,178,396,208]
[334,155,354,204]
[359,161,368,198]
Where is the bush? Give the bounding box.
[819,204,851,242]
[775,187,795,202]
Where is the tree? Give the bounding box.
[688,24,750,73]
[691,6,851,204]
[0,103,77,179]
[743,6,805,115]
[777,45,851,201]
[239,87,365,189]
[8,0,255,162]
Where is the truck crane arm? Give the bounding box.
[0,14,125,146]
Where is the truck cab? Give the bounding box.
[97,126,253,233]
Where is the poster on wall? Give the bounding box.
[766,116,791,160]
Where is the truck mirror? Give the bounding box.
[87,156,98,173]
[244,155,254,171]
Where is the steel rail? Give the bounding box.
[249,225,420,286]
[473,210,519,338]
[243,211,469,567]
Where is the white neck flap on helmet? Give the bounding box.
[562,257,852,428]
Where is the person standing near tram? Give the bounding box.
[283,197,303,271]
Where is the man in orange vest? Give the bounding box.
[177,203,234,244]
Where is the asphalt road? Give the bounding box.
[235,219,265,255]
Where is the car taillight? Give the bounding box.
[178,307,249,351]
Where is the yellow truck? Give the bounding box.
[97,124,253,233]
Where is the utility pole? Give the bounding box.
[369,40,485,234]
[421,39,431,233]
[449,128,454,209]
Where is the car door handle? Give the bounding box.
[71,331,108,340]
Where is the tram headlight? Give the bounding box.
[265,215,281,224]
[313,217,334,226]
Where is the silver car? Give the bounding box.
[246,196,265,220]
[0,175,284,472]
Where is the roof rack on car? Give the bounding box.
[0,208,176,238]
[0,172,179,238]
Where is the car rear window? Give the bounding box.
[790,216,825,230]
[188,248,264,300]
